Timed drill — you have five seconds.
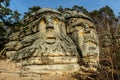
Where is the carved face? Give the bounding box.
[67,18,99,57]
[11,12,78,60]
[30,14,78,56]
[38,14,65,44]
[67,18,86,49]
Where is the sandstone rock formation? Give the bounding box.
[0,8,99,74]
[65,11,99,70]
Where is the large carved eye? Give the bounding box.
[53,18,58,24]
[38,18,46,31]
[40,18,45,24]
[74,25,83,31]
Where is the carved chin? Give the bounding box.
[45,37,56,44]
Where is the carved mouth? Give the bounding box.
[45,31,56,44]
[45,36,56,44]
[47,37,56,39]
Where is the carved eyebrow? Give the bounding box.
[39,16,48,24]
[52,16,65,22]
[39,16,46,20]
[38,15,65,23]
[72,23,85,27]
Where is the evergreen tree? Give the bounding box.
[99,5,115,20]
[0,0,22,48]
[24,6,41,18]
[72,5,89,15]
[57,6,64,13]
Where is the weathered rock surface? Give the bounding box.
[0,8,99,78]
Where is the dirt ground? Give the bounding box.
[0,59,78,80]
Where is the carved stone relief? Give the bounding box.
[65,11,99,68]
[0,8,99,74]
